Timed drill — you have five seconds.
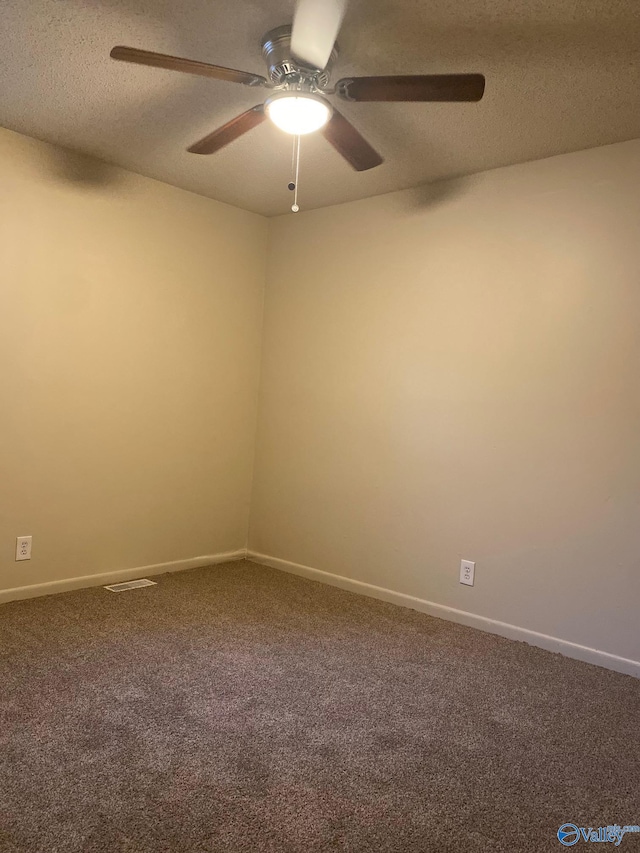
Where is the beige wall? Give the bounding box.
[250,139,640,663]
[0,128,267,592]
[2,124,638,666]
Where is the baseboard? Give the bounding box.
[0,549,247,605]
[247,551,640,680]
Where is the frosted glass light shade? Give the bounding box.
[265,93,331,135]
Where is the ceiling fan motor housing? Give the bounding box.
[261,25,337,87]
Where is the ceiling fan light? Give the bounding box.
[265,93,331,135]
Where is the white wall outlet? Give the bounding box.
[460,559,475,586]
[16,535,32,561]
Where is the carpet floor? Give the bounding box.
[0,560,638,853]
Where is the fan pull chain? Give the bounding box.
[291,134,301,213]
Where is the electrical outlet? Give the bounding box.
[16,535,32,561]
[460,559,475,586]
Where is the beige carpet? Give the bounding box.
[0,560,638,852]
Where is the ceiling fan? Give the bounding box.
[110,0,485,173]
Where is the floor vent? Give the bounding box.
[104,578,157,592]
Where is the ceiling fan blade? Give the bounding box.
[187,106,266,155]
[322,108,382,172]
[110,46,267,87]
[336,74,485,102]
[291,0,346,70]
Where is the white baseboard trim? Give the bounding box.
[247,551,640,680]
[0,549,247,605]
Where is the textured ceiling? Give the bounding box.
[1,0,639,216]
